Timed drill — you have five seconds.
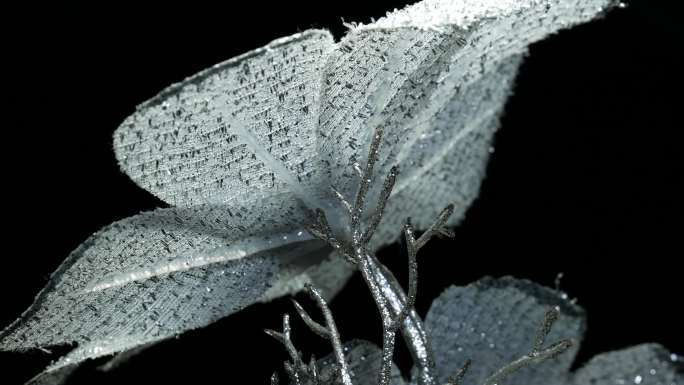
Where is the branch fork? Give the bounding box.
[269,126,574,385]
[304,126,456,385]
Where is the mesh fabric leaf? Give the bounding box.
[2,0,617,383]
[424,276,586,385]
[571,343,683,385]
[318,0,615,248]
[308,340,406,385]
[424,277,683,385]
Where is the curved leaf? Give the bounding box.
[0,204,343,383]
[3,0,619,383]
[370,55,521,249]
[571,344,683,385]
[113,29,334,208]
[310,340,406,385]
[424,276,586,385]
[318,0,613,248]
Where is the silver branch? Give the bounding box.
[292,284,353,385]
[304,125,452,385]
[444,359,471,385]
[273,126,574,385]
[481,307,573,385]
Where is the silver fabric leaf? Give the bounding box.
[424,277,683,385]
[571,344,683,385]
[2,0,614,383]
[114,30,335,209]
[424,276,585,385]
[112,0,614,249]
[318,0,614,248]
[308,340,406,385]
[1,204,339,383]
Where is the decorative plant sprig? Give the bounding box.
[3,1,674,385]
[444,359,470,385]
[481,308,573,385]
[265,127,624,385]
[269,275,683,385]
[303,123,458,385]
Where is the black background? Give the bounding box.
[1,1,682,384]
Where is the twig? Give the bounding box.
[361,165,399,245]
[445,359,471,385]
[264,314,306,385]
[355,256,397,385]
[292,284,353,385]
[533,306,560,352]
[305,208,354,262]
[415,204,455,250]
[283,361,302,385]
[309,355,319,385]
[388,221,419,333]
[331,185,353,214]
[482,307,573,385]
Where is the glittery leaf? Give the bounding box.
[24,365,76,385]
[2,0,617,383]
[310,340,406,385]
[424,276,586,385]
[571,344,683,385]
[113,30,335,208]
[318,0,614,248]
[0,204,338,383]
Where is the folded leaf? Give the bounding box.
[0,204,338,382]
[24,365,76,385]
[3,0,619,383]
[370,55,521,248]
[424,276,586,385]
[310,340,406,385]
[113,30,334,209]
[571,344,683,385]
[319,0,614,248]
